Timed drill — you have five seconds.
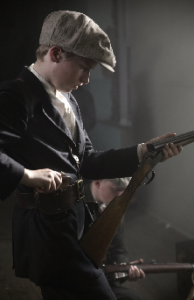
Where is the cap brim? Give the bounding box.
[98,61,115,72]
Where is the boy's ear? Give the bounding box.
[93,180,102,189]
[49,46,61,62]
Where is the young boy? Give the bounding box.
[85,177,145,300]
[0,10,181,300]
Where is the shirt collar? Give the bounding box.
[28,64,70,101]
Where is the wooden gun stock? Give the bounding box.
[79,131,194,268]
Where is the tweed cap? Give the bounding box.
[39,10,116,72]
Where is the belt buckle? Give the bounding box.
[77,179,85,201]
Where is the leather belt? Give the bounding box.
[16,180,85,215]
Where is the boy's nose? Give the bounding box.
[117,190,124,197]
[81,71,90,84]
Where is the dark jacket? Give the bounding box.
[0,67,139,288]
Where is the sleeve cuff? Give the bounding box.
[137,143,145,162]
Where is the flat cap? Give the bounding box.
[39,11,116,72]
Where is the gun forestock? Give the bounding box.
[147,131,194,152]
[103,263,194,275]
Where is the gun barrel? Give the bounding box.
[147,131,194,152]
[103,263,194,275]
[140,263,194,274]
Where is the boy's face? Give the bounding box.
[97,180,124,206]
[51,55,97,93]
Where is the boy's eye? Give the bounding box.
[81,65,89,72]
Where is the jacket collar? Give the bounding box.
[18,67,86,158]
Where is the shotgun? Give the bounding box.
[102,262,194,281]
[80,131,194,268]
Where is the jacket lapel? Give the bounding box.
[68,93,85,157]
[42,104,73,144]
[19,67,76,148]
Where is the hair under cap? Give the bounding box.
[106,177,131,190]
[39,10,116,72]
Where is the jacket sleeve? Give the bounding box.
[0,81,27,200]
[80,132,139,180]
[70,92,139,179]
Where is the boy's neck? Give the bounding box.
[33,60,54,88]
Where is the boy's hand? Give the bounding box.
[142,133,182,162]
[120,258,145,281]
[20,168,62,193]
